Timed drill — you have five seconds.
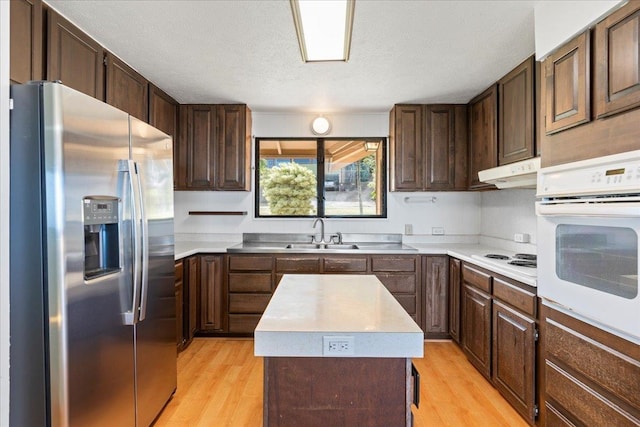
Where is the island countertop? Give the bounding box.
[254,274,424,358]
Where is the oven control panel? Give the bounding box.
[538,150,640,197]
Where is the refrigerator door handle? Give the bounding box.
[137,163,149,322]
[120,159,142,325]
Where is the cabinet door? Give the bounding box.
[10,0,43,84]
[461,284,492,379]
[185,256,199,342]
[468,86,497,189]
[200,255,224,331]
[499,56,535,165]
[174,260,184,350]
[105,53,149,121]
[448,258,461,344]
[425,105,455,190]
[595,1,640,118]
[216,105,251,191]
[423,256,449,337]
[390,105,424,191]
[492,301,536,424]
[149,86,178,187]
[47,10,105,100]
[178,105,216,190]
[544,31,590,134]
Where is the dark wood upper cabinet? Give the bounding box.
[498,56,535,165]
[216,105,252,191]
[149,85,178,138]
[595,0,640,118]
[389,105,424,191]
[425,105,468,190]
[10,0,43,84]
[468,85,498,189]
[544,31,591,134]
[176,105,251,191]
[47,9,105,100]
[105,53,149,122]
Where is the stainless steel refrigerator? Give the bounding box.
[10,82,176,426]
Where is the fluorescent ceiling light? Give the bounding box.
[291,0,355,62]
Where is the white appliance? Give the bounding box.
[536,150,640,344]
[10,82,176,426]
[478,157,540,189]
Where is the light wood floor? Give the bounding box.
[154,338,528,427]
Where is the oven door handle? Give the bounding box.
[536,201,640,217]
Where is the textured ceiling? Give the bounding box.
[46,0,536,113]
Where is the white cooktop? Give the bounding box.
[470,253,537,278]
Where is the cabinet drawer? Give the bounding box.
[546,360,640,426]
[462,263,492,293]
[229,294,271,313]
[228,273,272,292]
[393,294,416,315]
[376,273,417,293]
[492,277,536,317]
[175,260,183,282]
[228,314,262,334]
[228,255,273,271]
[371,256,416,272]
[323,256,368,273]
[276,256,321,273]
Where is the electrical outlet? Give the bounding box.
[404,224,413,235]
[323,336,355,356]
[514,233,530,243]
[432,227,445,235]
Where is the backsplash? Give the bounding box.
[480,189,537,253]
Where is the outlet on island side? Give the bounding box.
[404,224,413,235]
[323,336,355,356]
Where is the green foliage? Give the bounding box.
[262,162,317,215]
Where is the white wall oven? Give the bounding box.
[537,150,640,343]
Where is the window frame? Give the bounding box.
[254,137,387,219]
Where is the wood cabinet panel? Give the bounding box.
[323,256,368,273]
[185,256,199,343]
[462,284,492,380]
[595,1,640,118]
[492,301,536,424]
[462,263,492,293]
[216,105,251,190]
[468,85,498,189]
[149,85,178,137]
[425,105,455,189]
[228,314,262,334]
[448,258,462,344]
[392,295,416,316]
[275,256,321,273]
[424,256,448,336]
[229,294,271,314]
[228,273,272,293]
[499,56,535,165]
[182,105,216,189]
[175,260,184,350]
[544,31,590,134]
[375,273,416,294]
[493,277,536,317]
[10,0,43,84]
[105,53,148,121]
[389,105,424,191]
[200,255,224,331]
[47,10,105,100]
[371,256,416,272]
[229,255,274,271]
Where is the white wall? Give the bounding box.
[534,0,623,60]
[480,189,537,252]
[174,112,482,242]
[1,1,10,424]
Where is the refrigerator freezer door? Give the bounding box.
[43,83,137,427]
[129,116,176,426]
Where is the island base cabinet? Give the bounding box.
[263,357,414,427]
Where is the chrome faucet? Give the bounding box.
[312,218,327,244]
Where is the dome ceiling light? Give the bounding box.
[311,116,331,135]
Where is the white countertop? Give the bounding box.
[254,274,424,358]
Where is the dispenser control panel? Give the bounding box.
[83,197,119,225]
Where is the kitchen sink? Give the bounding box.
[285,243,359,250]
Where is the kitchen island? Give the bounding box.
[255,274,423,427]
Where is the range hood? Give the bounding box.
[478,157,541,189]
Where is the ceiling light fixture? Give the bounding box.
[363,141,380,152]
[290,0,355,62]
[311,116,331,135]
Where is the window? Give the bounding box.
[255,138,387,218]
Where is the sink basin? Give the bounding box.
[285,243,359,250]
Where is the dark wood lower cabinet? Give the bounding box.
[199,255,224,332]
[263,357,414,427]
[542,304,640,426]
[448,257,462,343]
[423,256,448,338]
[461,283,492,380]
[174,260,184,351]
[182,256,199,347]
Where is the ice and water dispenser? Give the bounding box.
[83,196,120,280]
